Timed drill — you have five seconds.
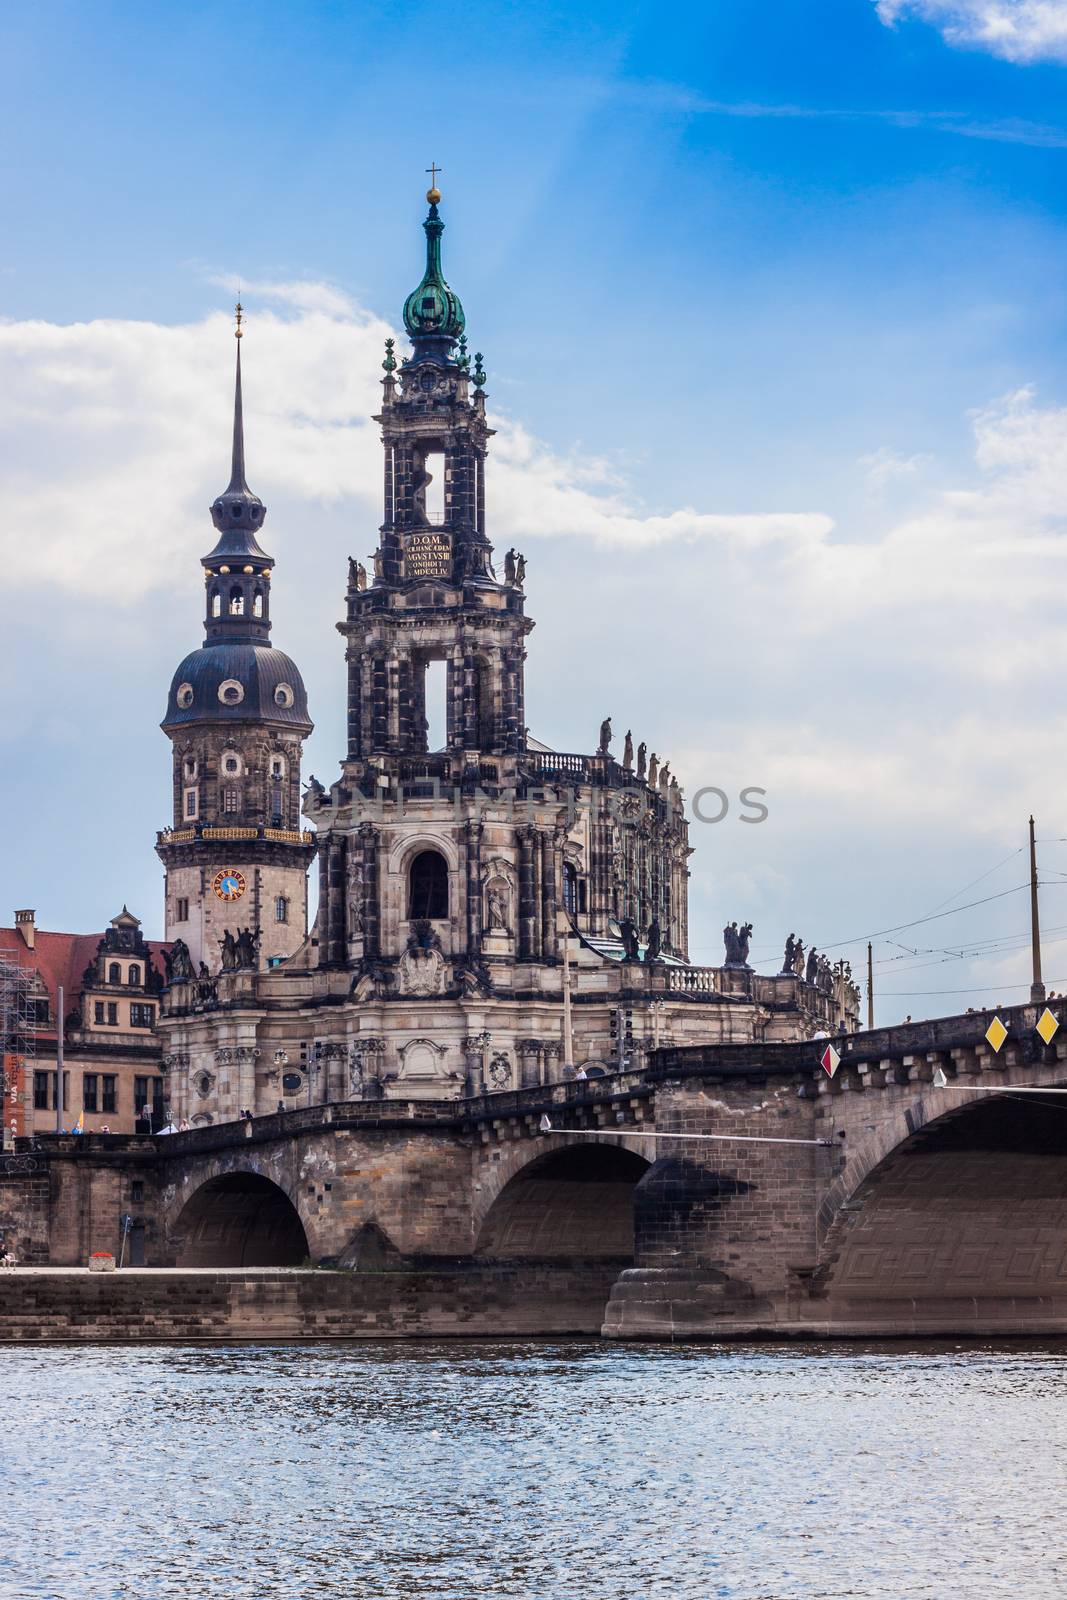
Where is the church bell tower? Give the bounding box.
[343,182,531,766]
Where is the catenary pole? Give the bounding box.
[1030,815,1045,1005]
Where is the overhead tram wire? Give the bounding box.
[919,846,1026,917]
[880,975,1067,997]
[694,882,1036,964]
[740,842,1033,965]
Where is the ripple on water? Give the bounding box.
[1,1341,1066,1599]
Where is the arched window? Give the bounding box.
[409,849,449,920]
[563,861,579,918]
[128,964,140,987]
[108,963,121,984]
[275,896,288,924]
[252,590,264,618]
[228,585,244,616]
[211,590,221,618]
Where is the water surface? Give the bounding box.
[2,1341,1065,1599]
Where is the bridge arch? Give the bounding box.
[475,1139,650,1261]
[818,1088,1067,1328]
[170,1171,310,1267]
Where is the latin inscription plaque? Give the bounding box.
[403,531,452,580]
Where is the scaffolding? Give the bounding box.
[0,955,39,1145]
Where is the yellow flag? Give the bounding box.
[73,1110,84,1134]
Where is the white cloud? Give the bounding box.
[874,0,1067,64]
[3,287,1067,1015]
[858,445,933,493]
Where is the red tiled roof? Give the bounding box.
[0,926,170,1038]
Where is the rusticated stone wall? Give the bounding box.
[0,1264,626,1342]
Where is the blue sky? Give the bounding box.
[2,0,1067,1018]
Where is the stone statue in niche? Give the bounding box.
[486,885,510,933]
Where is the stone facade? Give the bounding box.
[159,193,857,1128]
[0,908,166,1136]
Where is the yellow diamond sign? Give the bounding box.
[985,1015,1008,1053]
[1037,1007,1060,1046]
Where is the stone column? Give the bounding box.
[359,824,380,961]
[386,651,401,752]
[346,645,362,760]
[383,441,395,526]
[541,1040,562,1085]
[532,830,544,959]
[326,836,347,967]
[518,828,537,960]
[517,1039,542,1089]
[355,1037,386,1099]
[465,819,483,961]
[447,644,465,751]
[541,830,561,961]
[462,1033,489,1097]
[311,837,331,965]
[371,655,388,752]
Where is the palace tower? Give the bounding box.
[156,312,315,975]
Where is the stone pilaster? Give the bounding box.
[462,1032,489,1097]
[517,1038,542,1089]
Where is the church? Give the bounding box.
[155,182,858,1123]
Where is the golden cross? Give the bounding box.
[425,162,441,187]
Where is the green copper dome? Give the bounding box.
[403,200,465,348]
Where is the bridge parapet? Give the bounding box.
[648,998,1066,1093]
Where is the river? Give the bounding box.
[1,1341,1064,1599]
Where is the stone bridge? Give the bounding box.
[5,1000,1067,1338]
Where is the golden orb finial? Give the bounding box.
[234,298,243,340]
[425,161,442,205]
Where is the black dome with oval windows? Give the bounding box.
[161,312,313,739]
[163,643,311,732]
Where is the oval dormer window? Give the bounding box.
[218,679,245,706]
[274,683,295,709]
[176,683,194,709]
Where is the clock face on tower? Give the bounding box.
[212,869,247,902]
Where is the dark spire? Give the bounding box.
[227,301,249,493]
[206,302,271,564]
